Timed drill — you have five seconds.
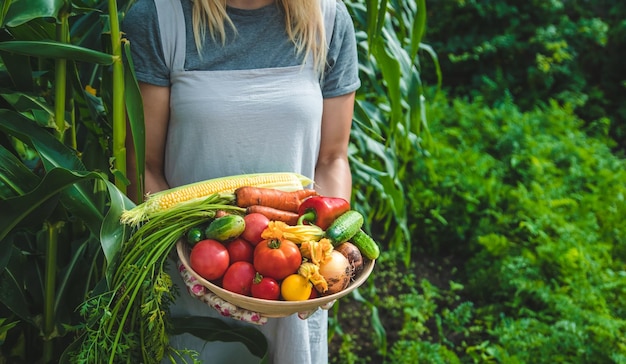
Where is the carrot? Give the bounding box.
[214,210,230,218]
[235,187,318,212]
[246,205,300,225]
[295,189,319,200]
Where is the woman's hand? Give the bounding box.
[179,261,335,322]
[297,300,335,320]
[178,262,269,325]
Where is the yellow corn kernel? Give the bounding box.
[121,172,312,226]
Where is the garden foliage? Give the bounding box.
[336,93,626,363]
[417,94,625,362]
[422,0,626,151]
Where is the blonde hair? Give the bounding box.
[191,0,328,74]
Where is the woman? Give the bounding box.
[123,0,360,362]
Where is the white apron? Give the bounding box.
[153,0,336,363]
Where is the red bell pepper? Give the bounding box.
[297,196,350,230]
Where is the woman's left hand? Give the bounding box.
[179,261,334,322]
[178,262,269,325]
[297,300,335,320]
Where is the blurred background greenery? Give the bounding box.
[0,0,624,363]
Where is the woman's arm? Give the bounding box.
[314,92,356,201]
[126,82,171,202]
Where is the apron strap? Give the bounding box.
[321,0,337,48]
[154,0,186,72]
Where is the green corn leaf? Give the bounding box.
[0,41,116,65]
[2,0,65,27]
[0,145,40,198]
[0,167,107,241]
[0,52,34,92]
[409,0,427,58]
[0,109,106,235]
[370,37,402,133]
[100,179,134,278]
[123,39,146,200]
[0,246,32,325]
[169,316,269,363]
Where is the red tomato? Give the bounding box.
[221,261,256,296]
[253,238,302,281]
[225,238,254,263]
[241,213,270,245]
[190,239,230,281]
[251,273,281,300]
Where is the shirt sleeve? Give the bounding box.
[122,0,171,86]
[322,1,361,98]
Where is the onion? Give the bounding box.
[318,250,353,295]
[335,242,364,275]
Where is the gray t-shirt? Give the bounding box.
[123,0,360,98]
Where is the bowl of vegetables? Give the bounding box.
[108,173,379,362]
[175,190,380,317]
[177,240,375,317]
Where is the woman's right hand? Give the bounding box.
[178,261,269,325]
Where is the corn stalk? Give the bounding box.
[108,0,127,193]
[43,3,71,362]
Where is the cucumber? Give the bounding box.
[186,226,204,245]
[204,214,245,242]
[325,210,363,246]
[351,230,380,260]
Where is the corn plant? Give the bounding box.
[346,0,440,266]
[0,0,415,362]
[335,0,440,358]
[0,0,142,361]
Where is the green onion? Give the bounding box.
[73,193,244,363]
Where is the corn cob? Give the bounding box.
[121,172,313,226]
